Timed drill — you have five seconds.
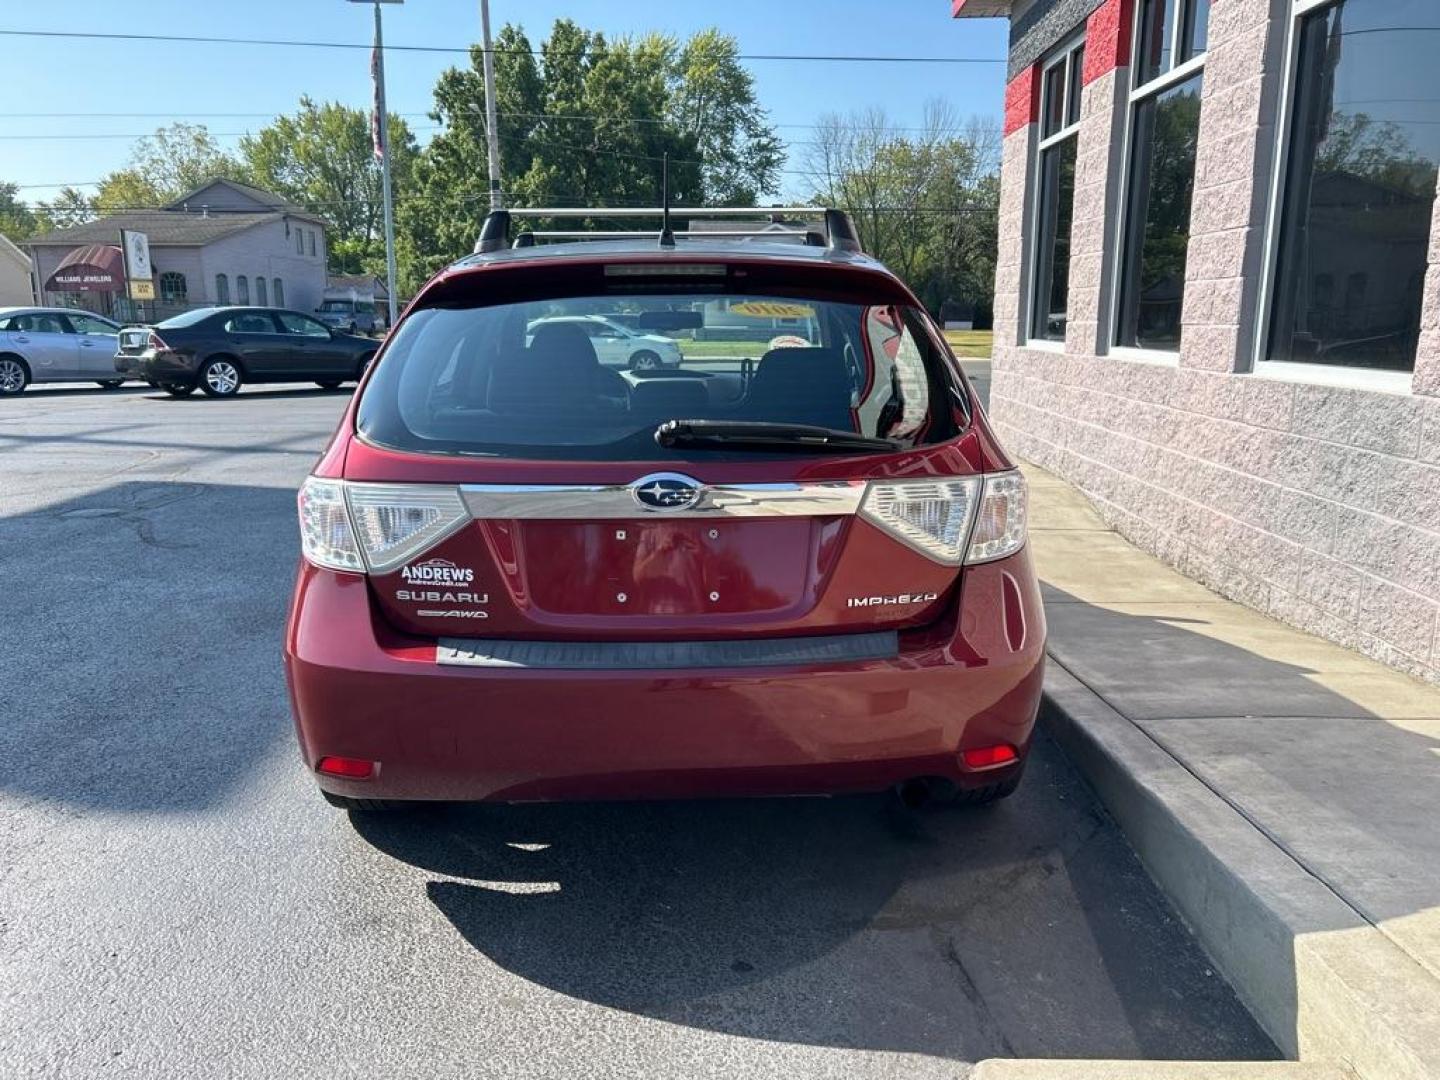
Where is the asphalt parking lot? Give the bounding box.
[0,383,1277,1078]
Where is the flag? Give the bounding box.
[371,43,384,162]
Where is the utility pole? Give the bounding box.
[480,0,503,210]
[372,1,400,327]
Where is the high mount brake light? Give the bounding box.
[858,470,1028,566]
[297,478,469,575]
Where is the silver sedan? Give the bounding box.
[0,307,133,395]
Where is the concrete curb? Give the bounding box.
[1039,663,1440,1080]
[971,1060,1350,1079]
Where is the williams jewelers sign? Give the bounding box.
[44,244,126,292]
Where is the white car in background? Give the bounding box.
[525,314,683,371]
[0,307,130,395]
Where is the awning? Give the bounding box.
[45,244,125,292]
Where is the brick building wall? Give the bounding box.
[980,0,1440,684]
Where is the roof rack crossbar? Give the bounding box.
[475,206,859,254]
[529,229,813,239]
[501,206,825,218]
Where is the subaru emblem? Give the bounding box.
[631,472,703,512]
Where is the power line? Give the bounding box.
[0,109,1002,134]
[0,28,1006,64]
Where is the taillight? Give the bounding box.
[297,479,364,573]
[297,478,468,575]
[965,471,1028,564]
[859,470,1028,566]
[860,479,980,565]
[146,331,167,350]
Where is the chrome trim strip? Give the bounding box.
[436,631,899,670]
[460,480,866,520]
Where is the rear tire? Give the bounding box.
[198,357,242,398]
[0,355,29,395]
[96,380,123,389]
[321,790,408,813]
[162,383,196,397]
[315,379,342,390]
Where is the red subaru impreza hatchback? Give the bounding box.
[284,208,1044,812]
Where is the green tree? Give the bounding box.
[34,186,97,231]
[670,29,783,204]
[400,19,782,286]
[401,23,547,286]
[0,181,38,242]
[239,97,417,276]
[805,102,1001,316]
[93,123,239,212]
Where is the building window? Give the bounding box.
[158,271,187,304]
[1115,0,1210,351]
[256,276,268,306]
[273,278,285,307]
[296,229,304,254]
[1030,37,1086,343]
[237,275,249,304]
[215,274,230,305]
[308,230,316,257]
[1267,0,1438,373]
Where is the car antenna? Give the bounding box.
[658,153,676,249]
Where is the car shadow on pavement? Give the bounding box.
[142,385,354,402]
[354,727,1278,1063]
[8,385,155,399]
[0,481,299,812]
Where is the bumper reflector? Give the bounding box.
[961,744,1018,770]
[316,756,377,780]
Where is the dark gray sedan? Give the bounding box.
[115,307,378,398]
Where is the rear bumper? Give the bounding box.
[283,550,1046,803]
[118,350,197,380]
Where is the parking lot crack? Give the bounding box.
[937,929,1017,1058]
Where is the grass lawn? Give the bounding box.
[677,340,763,360]
[943,329,994,359]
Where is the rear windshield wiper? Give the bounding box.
[655,419,901,454]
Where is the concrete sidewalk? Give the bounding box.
[1021,463,1440,1080]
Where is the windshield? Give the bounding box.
[357,291,958,461]
[319,300,356,312]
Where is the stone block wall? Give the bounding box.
[987,0,1440,684]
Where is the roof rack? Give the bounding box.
[473,206,862,255]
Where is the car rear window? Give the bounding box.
[356,291,961,461]
[157,308,219,329]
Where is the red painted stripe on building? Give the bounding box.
[1003,63,1040,136]
[1082,0,1135,85]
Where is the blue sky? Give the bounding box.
[0,0,1009,204]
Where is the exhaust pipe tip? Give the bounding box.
[895,776,960,810]
[897,778,932,809]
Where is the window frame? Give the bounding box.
[1025,31,1087,347]
[215,273,230,305]
[1106,0,1211,362]
[158,271,188,305]
[1250,0,1422,394]
[272,278,284,307]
